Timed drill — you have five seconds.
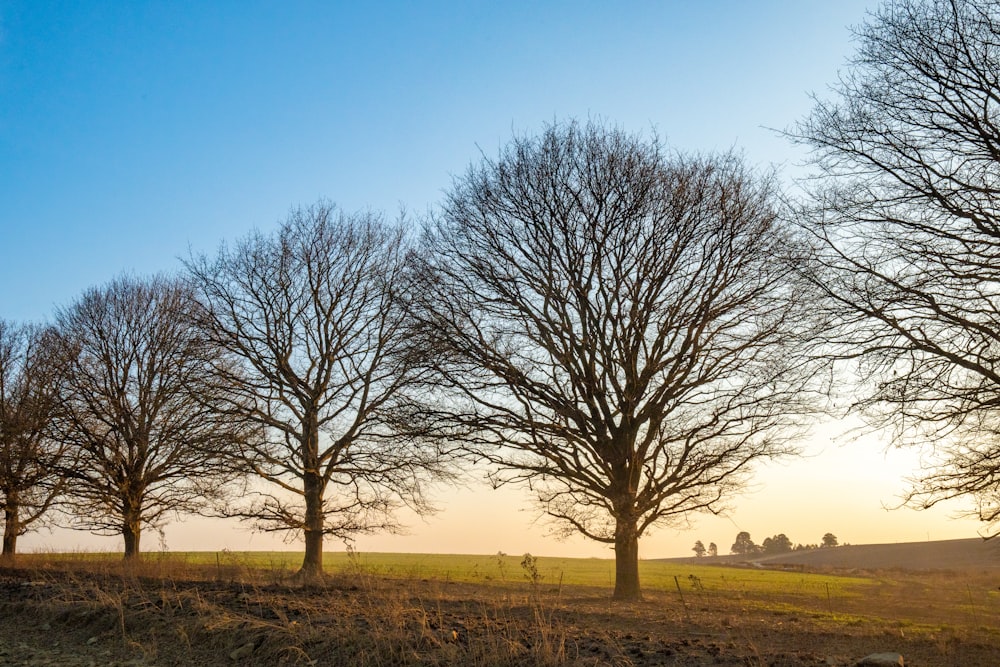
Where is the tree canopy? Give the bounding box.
[408,121,821,599]
[52,275,248,559]
[0,321,67,558]
[187,203,451,580]
[793,0,1000,535]
[730,531,757,556]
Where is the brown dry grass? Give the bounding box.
[0,553,998,666]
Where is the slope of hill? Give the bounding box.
[661,537,1000,571]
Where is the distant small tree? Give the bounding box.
[731,531,758,555]
[708,542,718,557]
[821,532,839,548]
[692,540,706,558]
[761,533,793,554]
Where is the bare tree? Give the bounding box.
[53,275,249,559]
[407,121,821,599]
[0,321,67,559]
[186,203,447,581]
[791,0,1000,534]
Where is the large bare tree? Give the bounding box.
[186,203,447,581]
[53,275,249,559]
[0,321,67,559]
[791,0,1000,534]
[408,122,821,599]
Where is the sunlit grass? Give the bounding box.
[17,549,869,595]
[13,548,1000,637]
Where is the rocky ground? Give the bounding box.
[0,566,995,666]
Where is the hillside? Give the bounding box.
[661,537,1000,571]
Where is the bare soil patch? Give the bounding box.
[0,561,996,666]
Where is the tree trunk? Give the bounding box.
[122,508,141,561]
[2,502,19,559]
[299,470,325,582]
[613,518,641,600]
[298,411,326,583]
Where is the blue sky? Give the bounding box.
[7,1,981,556]
[1,1,876,323]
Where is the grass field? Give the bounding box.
[10,549,990,626]
[14,549,869,593]
[2,549,998,664]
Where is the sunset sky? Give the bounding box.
[1,1,985,558]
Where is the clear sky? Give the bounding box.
[1,1,985,558]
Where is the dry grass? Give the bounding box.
[0,551,999,665]
[0,557,586,666]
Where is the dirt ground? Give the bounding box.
[0,566,996,666]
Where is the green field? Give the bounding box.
[18,549,869,598]
[19,548,1000,632]
[7,548,1000,664]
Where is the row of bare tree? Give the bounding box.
[0,126,821,600]
[4,0,1000,600]
[0,210,448,582]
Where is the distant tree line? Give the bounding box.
[4,0,1000,601]
[721,531,839,556]
[692,532,841,557]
